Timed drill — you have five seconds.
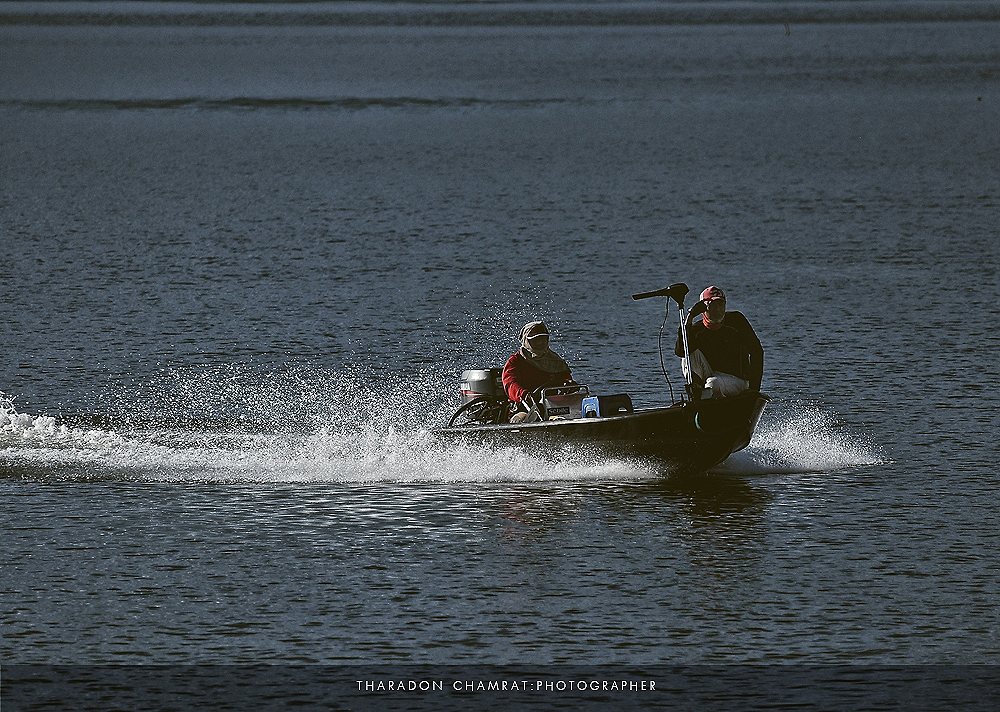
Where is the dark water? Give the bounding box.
[2,1,999,698]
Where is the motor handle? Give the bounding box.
[631,282,689,306]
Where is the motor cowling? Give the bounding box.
[459,369,503,404]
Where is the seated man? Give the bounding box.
[675,286,763,398]
[502,321,574,421]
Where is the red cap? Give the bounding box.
[700,286,726,302]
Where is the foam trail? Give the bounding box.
[1,386,658,484]
[3,425,658,484]
[713,403,888,475]
[2,392,126,452]
[5,383,882,483]
[276,424,659,484]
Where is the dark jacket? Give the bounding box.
[675,311,764,391]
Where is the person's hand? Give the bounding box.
[690,300,708,316]
[687,300,708,324]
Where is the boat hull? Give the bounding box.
[434,391,769,474]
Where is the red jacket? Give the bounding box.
[501,351,572,403]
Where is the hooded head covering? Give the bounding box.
[519,321,569,374]
[520,321,549,345]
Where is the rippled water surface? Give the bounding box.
[2,1,999,678]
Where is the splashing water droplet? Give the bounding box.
[715,403,888,475]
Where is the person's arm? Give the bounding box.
[675,308,704,357]
[550,351,573,386]
[674,325,686,358]
[501,354,529,403]
[550,370,574,387]
[734,313,764,391]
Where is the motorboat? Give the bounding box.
[434,283,769,474]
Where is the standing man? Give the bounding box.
[675,286,763,398]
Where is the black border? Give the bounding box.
[4,665,1000,711]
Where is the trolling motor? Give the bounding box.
[631,282,704,402]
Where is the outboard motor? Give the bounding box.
[459,369,503,404]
